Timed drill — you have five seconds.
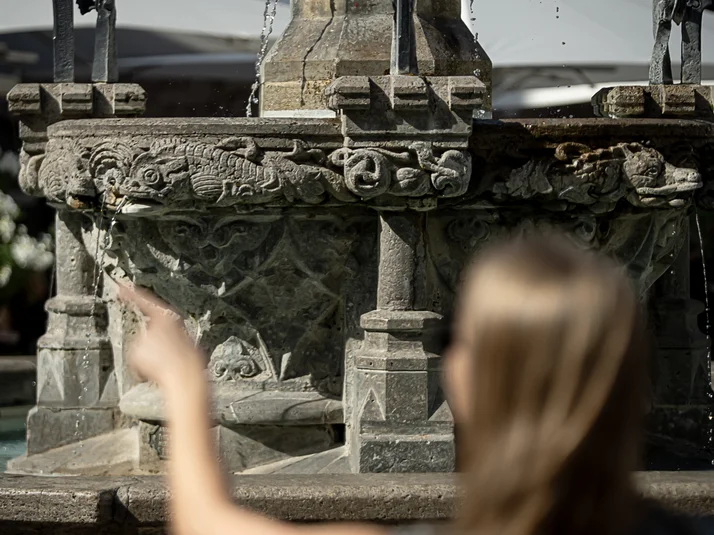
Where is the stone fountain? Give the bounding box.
[2,0,713,481]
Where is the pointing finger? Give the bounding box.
[117,282,179,322]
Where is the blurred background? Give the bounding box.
[0,0,712,357]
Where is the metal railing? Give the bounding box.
[52,0,117,83]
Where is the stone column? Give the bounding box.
[261,0,490,117]
[348,212,454,473]
[26,211,116,454]
[8,83,146,455]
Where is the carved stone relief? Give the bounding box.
[488,142,702,212]
[33,136,472,208]
[102,213,377,398]
[427,208,688,308]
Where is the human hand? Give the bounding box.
[117,283,204,388]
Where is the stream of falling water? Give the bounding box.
[695,210,712,363]
[246,0,279,117]
[74,198,127,454]
[694,210,714,466]
[468,0,478,44]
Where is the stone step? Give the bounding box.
[241,445,349,475]
[6,428,140,476]
[1,472,714,533]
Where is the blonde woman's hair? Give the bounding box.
[455,232,649,535]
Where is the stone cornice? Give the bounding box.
[21,117,711,214]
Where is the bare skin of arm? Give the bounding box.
[119,285,385,535]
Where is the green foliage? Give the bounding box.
[0,154,53,301]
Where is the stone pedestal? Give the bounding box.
[348,213,453,472]
[261,0,491,117]
[350,309,453,472]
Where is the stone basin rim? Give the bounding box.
[2,472,714,525]
[47,117,343,137]
[44,117,714,139]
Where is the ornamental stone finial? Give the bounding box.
[261,0,491,117]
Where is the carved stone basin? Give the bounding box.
[6,108,709,475]
[5,60,713,477]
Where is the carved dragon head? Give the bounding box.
[621,144,702,207]
[124,150,190,201]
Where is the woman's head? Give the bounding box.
[444,232,650,535]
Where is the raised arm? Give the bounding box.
[118,284,385,535]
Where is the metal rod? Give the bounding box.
[392,0,416,75]
[92,0,118,82]
[52,0,75,82]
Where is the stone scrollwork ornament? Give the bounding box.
[210,336,277,383]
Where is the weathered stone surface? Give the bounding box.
[8,429,139,477]
[593,85,714,119]
[29,118,711,214]
[119,474,458,524]
[12,116,714,473]
[242,446,349,475]
[327,76,485,146]
[2,472,714,533]
[638,472,714,516]
[24,407,115,455]
[120,383,343,426]
[0,475,118,526]
[31,123,472,210]
[261,0,491,115]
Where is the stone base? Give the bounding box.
[138,422,339,474]
[593,85,714,118]
[0,472,714,533]
[9,426,346,476]
[25,406,116,455]
[352,433,455,473]
[7,428,141,476]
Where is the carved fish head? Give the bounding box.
[622,146,702,207]
[124,152,190,200]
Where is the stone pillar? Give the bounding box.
[261,0,490,117]
[348,213,454,473]
[8,83,146,454]
[26,211,116,454]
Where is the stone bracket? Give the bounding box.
[326,75,485,148]
[593,85,714,118]
[8,83,146,119]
